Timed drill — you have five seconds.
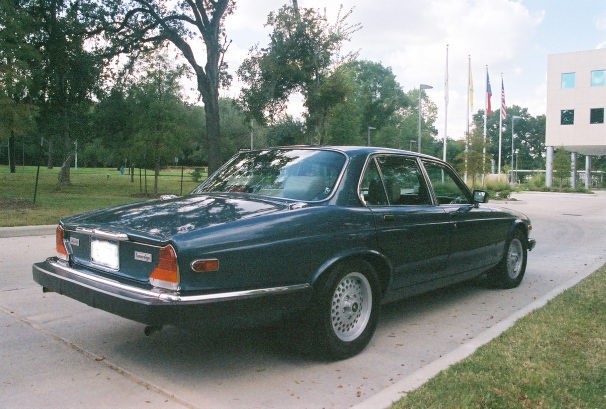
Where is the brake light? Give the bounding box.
[56,225,68,261]
[149,245,179,290]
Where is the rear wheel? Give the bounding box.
[310,259,380,360]
[489,230,527,288]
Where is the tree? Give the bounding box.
[96,0,233,173]
[473,106,546,173]
[127,55,189,194]
[553,147,570,190]
[31,0,103,185]
[238,2,359,142]
[0,0,40,173]
[457,126,489,189]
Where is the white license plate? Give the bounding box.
[91,239,119,270]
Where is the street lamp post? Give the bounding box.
[367,126,376,146]
[511,115,521,183]
[418,84,433,153]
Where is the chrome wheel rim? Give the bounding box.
[331,272,372,342]
[507,238,524,279]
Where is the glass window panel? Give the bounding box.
[561,72,575,89]
[423,161,471,205]
[590,108,604,124]
[591,70,605,87]
[561,110,574,125]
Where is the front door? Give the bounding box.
[421,160,503,275]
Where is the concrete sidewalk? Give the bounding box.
[0,225,56,238]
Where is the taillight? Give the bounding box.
[56,225,68,261]
[149,244,179,290]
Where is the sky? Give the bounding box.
[214,0,606,142]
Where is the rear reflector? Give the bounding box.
[149,244,179,291]
[56,225,68,261]
[191,259,219,273]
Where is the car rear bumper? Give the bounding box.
[32,258,312,327]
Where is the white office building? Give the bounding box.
[545,48,606,187]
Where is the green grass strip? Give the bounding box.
[393,266,606,409]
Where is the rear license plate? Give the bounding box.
[91,239,119,270]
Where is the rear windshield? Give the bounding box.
[193,149,347,201]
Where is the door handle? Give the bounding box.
[383,214,395,222]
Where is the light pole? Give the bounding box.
[418,83,433,153]
[511,115,521,183]
[367,126,376,146]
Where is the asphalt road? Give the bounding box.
[2,191,606,409]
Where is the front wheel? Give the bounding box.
[310,259,381,360]
[488,230,527,288]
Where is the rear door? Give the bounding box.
[360,155,449,288]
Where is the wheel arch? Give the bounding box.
[509,219,530,245]
[310,249,392,297]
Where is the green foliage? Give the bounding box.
[190,168,204,182]
[237,3,359,140]
[553,147,571,189]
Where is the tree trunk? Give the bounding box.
[57,152,73,187]
[9,132,16,173]
[203,89,222,174]
[47,139,53,169]
[154,159,160,195]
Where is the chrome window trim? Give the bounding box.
[45,258,310,304]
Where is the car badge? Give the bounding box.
[134,251,152,263]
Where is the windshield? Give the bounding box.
[193,149,347,201]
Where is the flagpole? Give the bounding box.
[498,73,503,174]
[464,55,471,183]
[483,66,489,185]
[443,44,449,162]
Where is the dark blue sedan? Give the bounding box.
[33,146,535,359]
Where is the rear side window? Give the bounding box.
[422,160,471,205]
[360,155,431,206]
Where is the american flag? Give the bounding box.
[486,71,492,115]
[501,78,507,120]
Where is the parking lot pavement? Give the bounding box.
[2,191,606,409]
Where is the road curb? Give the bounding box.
[352,267,598,409]
[0,225,56,238]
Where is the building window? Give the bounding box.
[590,108,604,124]
[561,72,575,88]
[591,70,605,87]
[561,110,574,125]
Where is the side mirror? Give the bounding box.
[473,190,488,204]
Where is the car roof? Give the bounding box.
[268,145,441,161]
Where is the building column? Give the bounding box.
[545,146,553,188]
[585,156,592,189]
[570,152,577,189]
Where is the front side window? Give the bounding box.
[590,108,604,124]
[561,109,575,125]
[422,160,471,205]
[561,72,575,89]
[194,149,346,201]
[591,70,605,87]
[360,155,431,206]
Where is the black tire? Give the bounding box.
[310,259,381,360]
[488,229,528,289]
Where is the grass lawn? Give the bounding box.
[392,265,606,409]
[0,165,202,227]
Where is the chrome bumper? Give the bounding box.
[33,258,312,326]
